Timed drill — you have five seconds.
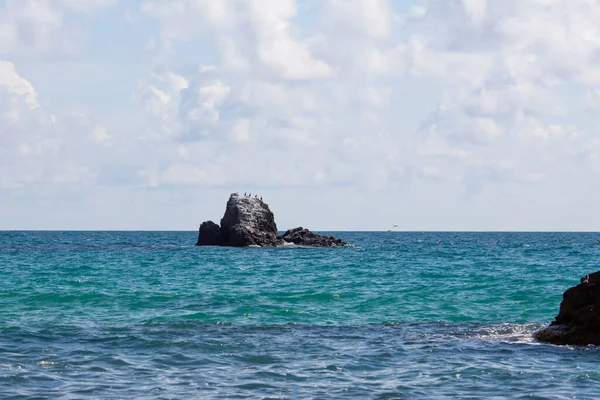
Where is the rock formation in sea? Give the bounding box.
[219,192,281,247]
[196,193,351,248]
[280,227,348,248]
[534,271,600,345]
[195,221,223,246]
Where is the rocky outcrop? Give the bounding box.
[196,193,351,248]
[196,221,222,246]
[534,271,600,345]
[196,193,281,247]
[281,227,350,247]
[219,193,281,247]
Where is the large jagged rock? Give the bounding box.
[281,227,350,247]
[219,193,282,247]
[534,271,600,345]
[196,193,351,248]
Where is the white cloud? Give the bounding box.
[462,0,487,26]
[324,0,391,39]
[247,0,333,79]
[0,60,39,108]
[141,85,171,119]
[0,0,120,59]
[135,0,600,198]
[92,124,110,144]
[0,0,64,56]
[411,0,600,187]
[140,0,233,40]
[231,119,251,143]
[143,0,333,80]
[188,81,231,121]
[0,61,129,191]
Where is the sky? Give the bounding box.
[1,0,600,231]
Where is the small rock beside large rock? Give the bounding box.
[196,221,222,246]
[196,193,351,248]
[534,271,600,345]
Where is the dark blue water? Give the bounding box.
[1,231,600,398]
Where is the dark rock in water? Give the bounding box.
[280,227,350,247]
[196,193,351,248]
[196,193,282,247]
[196,221,223,246]
[219,193,282,247]
[534,271,600,345]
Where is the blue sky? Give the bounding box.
[1,0,600,231]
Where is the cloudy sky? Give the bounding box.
[1,0,599,231]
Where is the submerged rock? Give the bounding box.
[534,271,600,345]
[280,227,350,247]
[196,193,350,248]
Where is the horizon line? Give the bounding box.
[1,229,599,233]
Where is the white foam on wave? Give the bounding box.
[35,360,57,367]
[471,323,544,345]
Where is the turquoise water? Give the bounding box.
[1,231,600,398]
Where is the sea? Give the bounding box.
[1,231,600,399]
